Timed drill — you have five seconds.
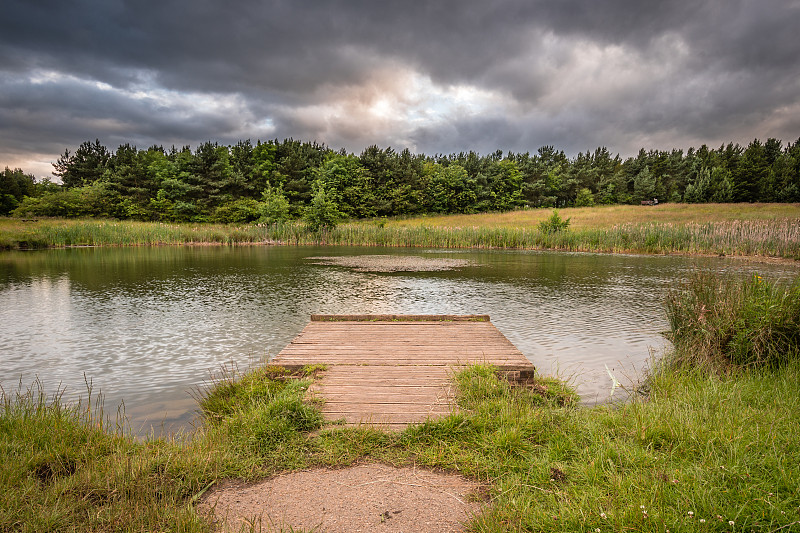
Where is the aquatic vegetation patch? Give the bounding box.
[306,254,474,272]
[665,272,800,370]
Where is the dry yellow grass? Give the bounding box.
[386,203,800,230]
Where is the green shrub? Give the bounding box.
[258,185,290,224]
[303,182,342,231]
[538,209,571,233]
[211,198,263,223]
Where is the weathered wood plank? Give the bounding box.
[269,315,534,430]
[311,314,489,322]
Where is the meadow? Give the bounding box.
[385,203,800,229]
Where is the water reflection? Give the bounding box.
[1,246,797,436]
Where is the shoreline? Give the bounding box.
[7,237,800,267]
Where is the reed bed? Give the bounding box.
[2,215,799,259]
[664,272,800,370]
[0,219,270,248]
[271,219,800,259]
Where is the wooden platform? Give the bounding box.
[268,315,534,430]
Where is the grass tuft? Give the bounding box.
[0,380,222,532]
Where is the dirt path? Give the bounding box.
[198,463,488,532]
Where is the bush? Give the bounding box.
[304,182,342,231]
[538,209,571,233]
[212,198,263,223]
[664,272,800,369]
[12,182,124,218]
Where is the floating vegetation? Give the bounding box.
[306,254,475,272]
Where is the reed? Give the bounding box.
[664,272,800,370]
[0,219,273,248]
[2,207,799,258]
[263,219,800,259]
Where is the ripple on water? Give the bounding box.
[1,246,796,435]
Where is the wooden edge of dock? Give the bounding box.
[269,314,535,429]
[267,362,536,382]
[311,314,490,322]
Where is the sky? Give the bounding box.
[2,0,800,179]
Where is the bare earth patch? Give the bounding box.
[307,255,474,272]
[198,463,487,532]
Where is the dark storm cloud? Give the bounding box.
[1,0,799,177]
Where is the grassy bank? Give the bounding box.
[3,362,799,531]
[2,202,800,260]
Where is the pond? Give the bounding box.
[1,245,796,436]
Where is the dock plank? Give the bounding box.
[269,315,533,430]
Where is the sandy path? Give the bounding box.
[198,463,487,532]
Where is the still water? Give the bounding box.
[1,246,797,436]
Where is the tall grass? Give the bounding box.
[665,272,800,370]
[277,219,800,259]
[0,380,225,532]
[3,212,799,259]
[0,366,327,531]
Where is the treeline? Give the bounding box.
[3,137,800,222]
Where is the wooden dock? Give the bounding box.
[268,315,534,430]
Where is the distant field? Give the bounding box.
[385,203,800,229]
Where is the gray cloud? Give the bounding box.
[1,0,799,178]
